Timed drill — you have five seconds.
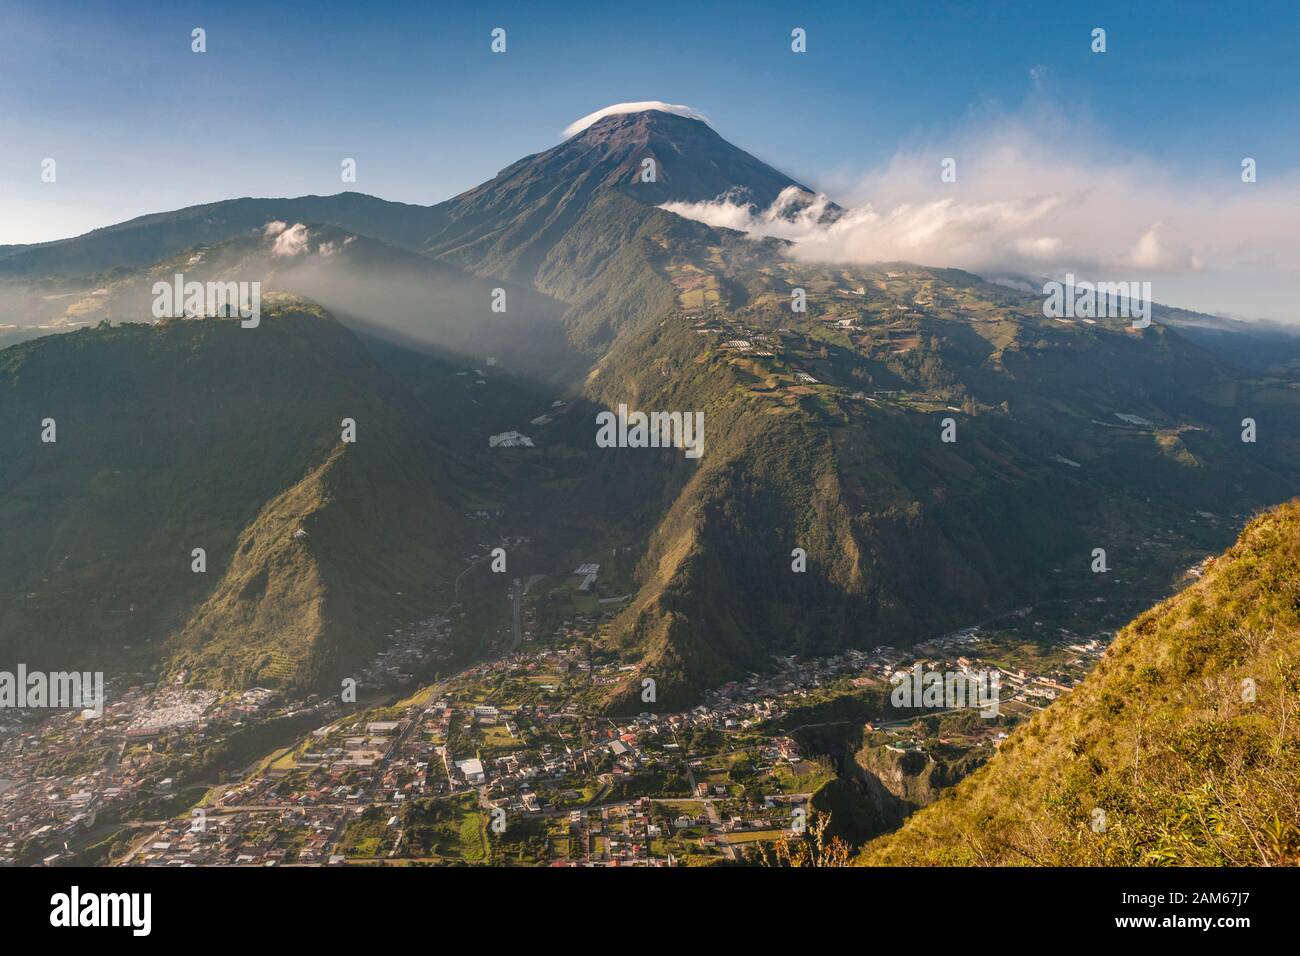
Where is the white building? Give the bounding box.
[455,758,485,784]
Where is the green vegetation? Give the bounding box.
[340,805,397,858]
[862,500,1300,865]
[0,307,470,690]
[397,794,488,864]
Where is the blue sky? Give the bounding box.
[3,0,1296,243]
[2,1,1297,319]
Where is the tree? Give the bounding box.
[758,811,852,867]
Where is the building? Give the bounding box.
[455,758,485,785]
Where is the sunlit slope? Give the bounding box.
[861,500,1300,866]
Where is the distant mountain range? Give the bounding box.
[3,106,1299,709]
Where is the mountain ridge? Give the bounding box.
[0,303,474,688]
[4,106,1300,714]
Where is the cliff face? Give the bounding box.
[854,742,988,812]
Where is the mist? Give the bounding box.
[662,109,1300,324]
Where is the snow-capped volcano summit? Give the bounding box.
[562,101,710,137]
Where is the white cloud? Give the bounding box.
[317,235,354,258]
[563,101,708,137]
[270,222,310,257]
[660,110,1300,322]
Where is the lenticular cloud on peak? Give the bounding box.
[562,101,709,137]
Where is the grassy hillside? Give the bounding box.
[0,304,470,688]
[861,499,1300,866]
